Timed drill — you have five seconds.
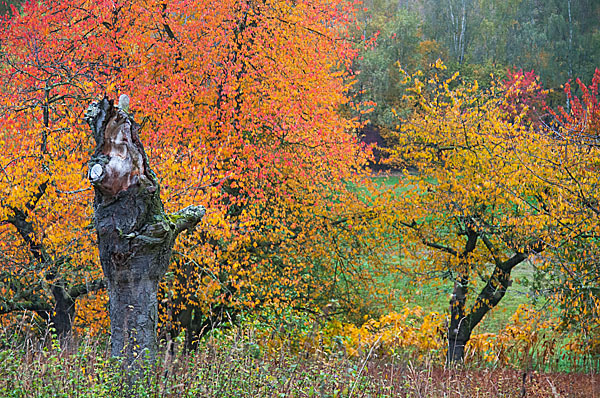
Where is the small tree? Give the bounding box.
[383,65,547,362]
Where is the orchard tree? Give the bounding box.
[128,0,393,346]
[384,63,600,362]
[0,0,111,336]
[1,0,393,352]
[382,64,548,362]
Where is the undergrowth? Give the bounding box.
[0,324,598,398]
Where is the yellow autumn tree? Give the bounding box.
[380,63,551,362]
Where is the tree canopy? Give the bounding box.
[0,0,394,342]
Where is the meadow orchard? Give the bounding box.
[0,0,599,390]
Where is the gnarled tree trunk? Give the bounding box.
[85,97,205,364]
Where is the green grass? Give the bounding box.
[370,174,402,187]
[383,262,538,333]
[0,331,597,397]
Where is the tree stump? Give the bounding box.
[85,97,205,364]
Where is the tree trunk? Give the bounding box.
[85,97,205,365]
[48,283,76,337]
[447,273,470,363]
[446,228,477,364]
[446,236,541,363]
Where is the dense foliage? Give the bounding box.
[0,0,599,389]
[0,0,394,344]
[354,0,600,132]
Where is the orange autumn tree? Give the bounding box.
[0,0,393,343]
[0,0,112,336]
[109,0,393,346]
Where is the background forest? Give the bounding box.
[1,0,600,396]
[353,0,600,133]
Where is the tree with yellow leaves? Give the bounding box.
[382,62,549,362]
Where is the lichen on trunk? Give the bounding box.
[85,97,205,365]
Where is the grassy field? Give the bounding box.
[0,332,597,398]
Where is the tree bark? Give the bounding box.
[448,272,470,362]
[447,229,477,363]
[85,97,205,365]
[447,253,524,363]
[46,282,76,337]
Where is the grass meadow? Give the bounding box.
[0,325,598,398]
